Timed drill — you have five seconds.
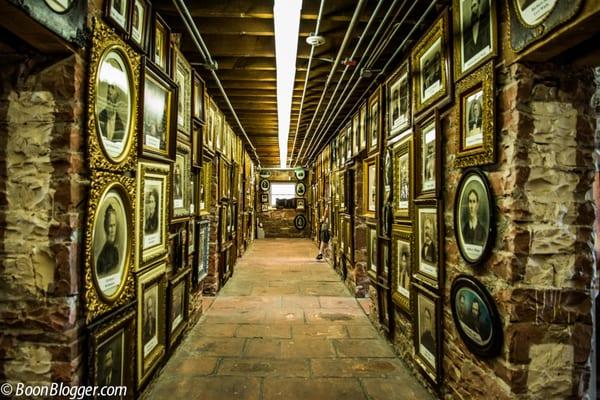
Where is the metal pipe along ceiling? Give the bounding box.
[171,0,262,167]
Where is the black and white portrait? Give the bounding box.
[465,90,483,148]
[370,102,378,149]
[96,50,132,160]
[143,74,169,152]
[130,0,146,45]
[516,0,557,27]
[368,163,377,212]
[456,171,491,262]
[422,121,436,192]
[397,239,410,298]
[175,55,191,134]
[369,228,377,272]
[389,68,410,135]
[170,283,184,333]
[143,179,161,249]
[108,0,128,30]
[420,38,443,102]
[173,155,185,209]
[142,284,158,356]
[460,0,492,72]
[97,331,124,388]
[418,208,437,279]
[418,292,437,368]
[93,189,128,297]
[398,153,409,210]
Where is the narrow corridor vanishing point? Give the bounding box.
[144,239,433,400]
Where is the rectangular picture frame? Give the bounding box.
[129,0,151,53]
[392,225,412,313]
[368,88,381,154]
[392,135,413,222]
[386,59,412,140]
[172,141,192,221]
[362,155,378,218]
[413,282,442,386]
[367,224,378,281]
[414,201,443,289]
[167,267,191,350]
[414,110,440,199]
[173,46,192,137]
[152,13,170,76]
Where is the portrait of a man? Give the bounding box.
[391,88,399,122]
[465,92,483,146]
[369,229,377,271]
[462,188,486,246]
[399,155,409,204]
[370,103,378,147]
[171,284,184,332]
[420,304,436,359]
[143,287,157,352]
[397,244,410,295]
[423,141,435,187]
[462,0,491,67]
[421,215,436,264]
[368,164,377,212]
[174,162,183,201]
[144,187,159,235]
[421,40,442,101]
[98,83,125,143]
[97,333,123,389]
[96,205,120,277]
[399,75,409,122]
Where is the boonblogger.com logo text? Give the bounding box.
[1,382,127,399]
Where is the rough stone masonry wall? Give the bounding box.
[442,63,595,399]
[0,55,86,386]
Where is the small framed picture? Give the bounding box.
[105,0,130,35]
[338,171,346,212]
[352,112,360,155]
[455,61,495,168]
[392,226,412,313]
[339,129,347,165]
[415,203,441,288]
[172,142,192,221]
[359,101,367,151]
[451,274,503,357]
[413,282,442,385]
[261,194,269,203]
[261,204,268,212]
[137,261,166,388]
[411,9,452,115]
[167,268,191,349]
[345,123,353,160]
[414,111,440,199]
[368,89,380,154]
[393,136,412,221]
[454,168,494,264]
[367,225,378,280]
[295,182,306,197]
[129,0,151,52]
[362,155,378,218]
[194,220,210,285]
[173,46,192,137]
[193,71,205,123]
[187,219,195,255]
[386,60,411,139]
[294,214,307,230]
[152,14,170,75]
[197,160,211,215]
[381,147,393,238]
[453,0,496,80]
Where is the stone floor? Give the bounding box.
[144,238,433,400]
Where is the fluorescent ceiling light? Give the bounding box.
[274,0,302,168]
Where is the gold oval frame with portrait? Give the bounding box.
[88,17,140,172]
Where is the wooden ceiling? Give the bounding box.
[153,0,438,167]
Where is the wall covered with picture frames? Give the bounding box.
[77,1,257,395]
[310,1,597,398]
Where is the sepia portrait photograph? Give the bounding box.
[175,50,192,135]
[95,49,133,161]
[455,169,493,263]
[417,207,438,282]
[360,102,367,150]
[143,67,173,155]
[398,153,410,210]
[396,239,411,299]
[130,0,149,48]
[416,288,438,374]
[188,220,195,255]
[297,198,305,210]
[369,92,379,152]
[93,188,129,298]
[173,155,184,209]
[296,182,306,197]
[170,281,184,333]
[143,178,162,249]
[420,38,442,103]
[457,0,494,75]
[465,89,483,148]
[368,163,377,213]
[97,331,124,388]
[142,283,158,357]
[368,228,378,273]
[421,121,436,192]
[106,0,129,32]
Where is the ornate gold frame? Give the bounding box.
[368,88,381,154]
[392,135,413,221]
[88,18,140,173]
[84,172,136,323]
[198,158,212,216]
[411,8,451,115]
[136,261,167,388]
[362,155,378,219]
[173,45,192,137]
[414,202,442,289]
[136,160,169,270]
[455,61,495,168]
[392,225,412,313]
[172,141,192,221]
[414,110,440,199]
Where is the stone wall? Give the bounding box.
[0,54,86,386]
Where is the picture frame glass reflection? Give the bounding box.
[143,73,170,153]
[97,330,124,387]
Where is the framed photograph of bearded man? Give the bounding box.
[415,202,442,289]
[454,168,494,265]
[136,161,169,270]
[453,0,497,80]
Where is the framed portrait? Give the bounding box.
[331,136,338,167]
[260,179,270,192]
[378,239,390,281]
[187,219,195,255]
[362,156,377,218]
[413,282,442,385]
[295,182,306,197]
[414,111,440,198]
[129,0,151,52]
[172,142,192,221]
[392,226,412,313]
[411,9,452,115]
[359,102,367,151]
[152,14,170,75]
[343,215,353,264]
[345,123,353,161]
[508,0,583,52]
[88,307,135,398]
[204,94,215,153]
[453,0,496,80]
[261,204,268,212]
[339,170,346,212]
[352,112,360,155]
[193,72,205,123]
[197,159,211,215]
[368,89,380,154]
[296,198,305,210]
[140,60,176,160]
[214,106,223,152]
[173,46,192,137]
[339,130,347,165]
[455,61,495,168]
[191,123,202,168]
[104,0,130,35]
[136,161,169,270]
[219,159,231,201]
[136,261,166,388]
[386,60,411,139]
[168,268,191,349]
[89,19,140,172]
[454,168,494,264]
[451,275,502,357]
[392,136,412,221]
[381,147,393,238]
[261,193,269,203]
[295,168,306,181]
[367,226,378,281]
[85,172,135,323]
[415,203,442,288]
[220,205,228,245]
[194,220,210,285]
[294,214,307,230]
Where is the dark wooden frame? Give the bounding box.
[167,267,191,350]
[128,0,151,53]
[413,282,443,387]
[105,0,131,37]
[414,200,443,289]
[151,13,170,76]
[392,135,413,223]
[414,110,441,199]
[392,225,412,313]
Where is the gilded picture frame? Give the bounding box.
[453,0,497,80]
[197,158,212,216]
[392,225,412,313]
[88,18,140,173]
[368,88,381,154]
[362,155,378,219]
[84,171,136,323]
[214,105,223,153]
[386,60,411,140]
[353,112,360,155]
[414,110,440,199]
[172,141,192,221]
[140,58,176,161]
[173,46,192,137]
[415,201,443,289]
[413,282,442,386]
[455,61,495,168]
[411,8,452,115]
[137,261,166,388]
[392,135,413,222]
[204,94,215,153]
[136,160,169,270]
[345,122,353,161]
[381,147,393,238]
[88,306,135,398]
[367,224,378,281]
[167,267,191,350]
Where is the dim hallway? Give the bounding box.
[143,239,433,400]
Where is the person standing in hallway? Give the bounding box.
[316,207,330,260]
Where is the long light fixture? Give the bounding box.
[274,0,302,168]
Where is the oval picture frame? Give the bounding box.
[295,168,306,181]
[453,168,494,265]
[260,179,270,192]
[295,182,306,197]
[450,275,502,358]
[294,214,307,230]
